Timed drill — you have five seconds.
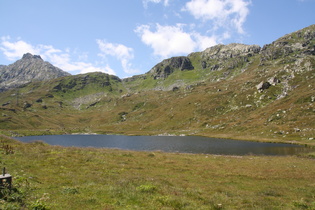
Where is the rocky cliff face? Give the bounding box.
[200,43,261,60]
[193,43,261,71]
[145,26,314,88]
[0,53,70,91]
[148,56,194,80]
[148,43,261,81]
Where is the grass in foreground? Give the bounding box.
[1,135,315,209]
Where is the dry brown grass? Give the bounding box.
[1,135,315,209]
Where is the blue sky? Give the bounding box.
[0,0,314,78]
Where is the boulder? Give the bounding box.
[256,81,271,91]
[23,102,32,109]
[268,77,281,85]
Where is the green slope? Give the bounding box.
[0,25,314,144]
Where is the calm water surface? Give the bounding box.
[15,134,312,156]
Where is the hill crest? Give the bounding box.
[0,25,314,143]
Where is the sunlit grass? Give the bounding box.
[1,135,315,209]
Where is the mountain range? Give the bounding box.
[0,24,314,144]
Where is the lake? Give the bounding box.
[15,134,312,156]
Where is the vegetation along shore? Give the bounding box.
[0,25,314,209]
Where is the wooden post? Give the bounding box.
[0,167,12,189]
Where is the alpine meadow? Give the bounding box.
[0,25,315,209]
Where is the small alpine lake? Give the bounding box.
[15,134,313,156]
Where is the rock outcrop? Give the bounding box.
[201,43,261,60]
[195,43,261,71]
[149,56,194,80]
[0,53,70,91]
[52,72,121,93]
[260,24,315,61]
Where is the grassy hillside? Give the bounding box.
[0,25,314,145]
[0,55,314,144]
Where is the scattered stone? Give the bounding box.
[172,86,179,91]
[268,77,281,85]
[2,102,10,106]
[294,128,301,132]
[185,85,193,90]
[36,98,43,103]
[201,61,207,69]
[121,93,132,98]
[45,94,54,98]
[256,81,271,91]
[210,64,220,71]
[23,102,32,109]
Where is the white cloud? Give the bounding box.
[137,0,250,59]
[183,0,251,34]
[0,36,40,60]
[96,40,138,74]
[143,0,170,7]
[135,24,223,58]
[47,52,115,75]
[193,33,218,50]
[0,36,115,75]
[76,62,115,75]
[135,24,196,58]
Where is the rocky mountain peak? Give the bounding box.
[22,53,43,60]
[0,53,70,92]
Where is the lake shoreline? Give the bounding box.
[2,133,315,209]
[15,133,314,156]
[2,129,315,148]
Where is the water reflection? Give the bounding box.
[16,135,312,156]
